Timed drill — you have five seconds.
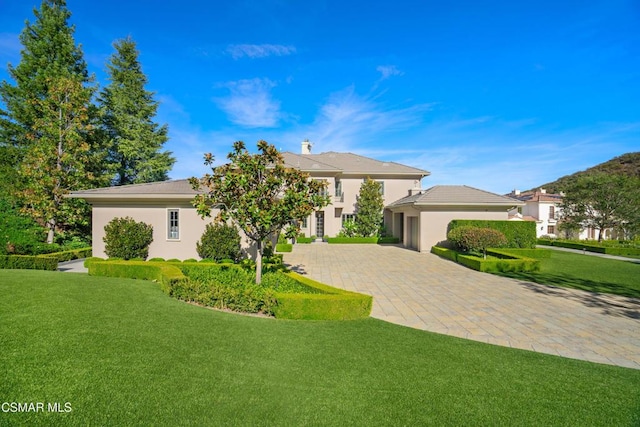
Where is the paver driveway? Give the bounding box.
[284,244,640,369]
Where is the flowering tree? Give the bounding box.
[190,140,330,283]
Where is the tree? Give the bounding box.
[355,178,384,237]
[447,226,507,259]
[0,0,90,171]
[190,140,330,283]
[99,36,175,185]
[18,77,102,243]
[560,173,640,242]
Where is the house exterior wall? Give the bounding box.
[91,202,235,260]
[297,174,420,238]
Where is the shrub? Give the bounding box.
[447,226,507,258]
[103,217,153,260]
[448,220,536,248]
[337,219,358,237]
[276,243,293,252]
[196,222,241,262]
[0,255,59,271]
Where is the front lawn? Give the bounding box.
[494,250,640,298]
[1,270,639,426]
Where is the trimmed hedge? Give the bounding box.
[39,247,92,262]
[275,243,293,252]
[273,272,372,320]
[325,237,400,244]
[0,255,59,271]
[448,220,536,248]
[0,247,92,271]
[86,260,372,320]
[87,260,187,292]
[430,246,540,273]
[296,237,314,244]
[487,248,552,259]
[537,239,640,257]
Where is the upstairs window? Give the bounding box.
[549,206,555,219]
[168,209,179,240]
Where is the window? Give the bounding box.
[301,217,308,228]
[334,180,342,197]
[377,180,384,196]
[547,225,555,235]
[548,206,555,219]
[342,213,356,226]
[168,209,179,240]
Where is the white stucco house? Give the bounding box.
[70,141,524,259]
[507,188,602,239]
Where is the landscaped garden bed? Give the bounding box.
[430,246,541,273]
[85,258,372,320]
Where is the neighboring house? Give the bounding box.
[506,189,602,239]
[507,189,563,238]
[71,141,523,259]
[387,185,524,252]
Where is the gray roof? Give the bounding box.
[69,179,202,200]
[388,185,524,208]
[282,151,429,176]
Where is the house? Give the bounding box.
[507,189,563,238]
[281,141,429,238]
[70,141,523,259]
[387,185,524,252]
[506,188,601,239]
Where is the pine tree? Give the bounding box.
[0,0,107,244]
[0,0,90,166]
[100,36,175,185]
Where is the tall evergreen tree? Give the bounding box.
[100,37,175,185]
[0,0,90,167]
[0,0,107,244]
[355,178,384,237]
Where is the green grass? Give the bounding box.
[1,270,640,426]
[494,250,640,298]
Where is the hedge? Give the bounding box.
[487,248,552,259]
[325,237,400,244]
[87,260,187,292]
[448,220,536,248]
[39,247,92,262]
[537,239,640,257]
[86,260,372,320]
[275,243,293,252]
[0,255,59,271]
[296,237,314,244]
[272,272,372,320]
[430,246,540,273]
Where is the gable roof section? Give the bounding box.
[388,185,523,208]
[69,179,201,201]
[282,151,429,176]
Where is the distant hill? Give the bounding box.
[530,152,640,193]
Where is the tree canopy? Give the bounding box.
[99,36,175,185]
[560,173,640,241]
[190,141,330,283]
[355,178,384,237]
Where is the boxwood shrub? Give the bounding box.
[431,246,540,272]
[537,239,640,257]
[0,255,59,271]
[275,243,293,252]
[448,220,536,248]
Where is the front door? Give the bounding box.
[315,211,324,238]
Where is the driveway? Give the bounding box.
[283,244,640,369]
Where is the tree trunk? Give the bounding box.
[46,218,56,244]
[598,228,603,242]
[255,239,263,284]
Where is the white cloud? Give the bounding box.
[215,78,282,128]
[376,65,404,80]
[226,44,296,59]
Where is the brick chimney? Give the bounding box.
[301,139,312,154]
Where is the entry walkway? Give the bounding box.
[284,244,640,369]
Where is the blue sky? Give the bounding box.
[1,0,638,194]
